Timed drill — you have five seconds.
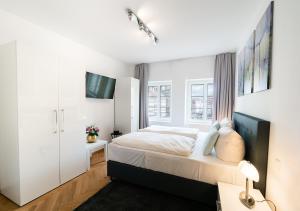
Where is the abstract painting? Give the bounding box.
[243,32,255,95]
[253,2,274,92]
[238,50,245,96]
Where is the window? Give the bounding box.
[185,79,214,123]
[148,81,172,122]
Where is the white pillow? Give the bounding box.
[202,128,220,155]
[211,121,220,130]
[215,127,245,163]
[220,118,232,128]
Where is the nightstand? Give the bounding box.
[86,140,108,170]
[217,182,271,211]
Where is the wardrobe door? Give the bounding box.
[131,78,140,132]
[58,58,86,184]
[17,44,60,205]
[115,78,131,134]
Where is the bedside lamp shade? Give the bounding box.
[239,160,259,182]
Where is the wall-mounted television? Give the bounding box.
[85,72,116,99]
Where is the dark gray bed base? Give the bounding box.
[107,112,270,205]
[107,160,218,206]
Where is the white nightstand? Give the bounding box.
[217,182,272,211]
[86,140,108,170]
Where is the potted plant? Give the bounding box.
[86,125,99,143]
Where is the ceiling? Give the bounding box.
[0,0,267,64]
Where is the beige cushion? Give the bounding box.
[215,127,245,163]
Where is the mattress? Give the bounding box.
[108,132,245,186]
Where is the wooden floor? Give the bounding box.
[0,150,110,211]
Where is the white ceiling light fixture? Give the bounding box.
[127,8,159,45]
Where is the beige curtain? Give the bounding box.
[135,63,149,129]
[213,53,236,121]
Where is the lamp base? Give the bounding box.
[239,191,255,209]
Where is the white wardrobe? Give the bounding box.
[0,41,86,205]
[115,77,140,134]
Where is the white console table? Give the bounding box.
[86,140,108,170]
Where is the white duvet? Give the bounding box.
[139,125,200,140]
[112,132,195,156]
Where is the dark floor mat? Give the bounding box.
[75,180,216,211]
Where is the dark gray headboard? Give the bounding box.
[232,112,270,196]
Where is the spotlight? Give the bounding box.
[127,8,159,45]
[139,23,144,31]
[149,33,158,44]
[127,9,138,24]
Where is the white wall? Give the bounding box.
[0,9,133,141]
[149,56,215,130]
[235,0,300,210]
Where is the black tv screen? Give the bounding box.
[85,72,116,99]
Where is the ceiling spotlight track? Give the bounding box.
[127,8,159,45]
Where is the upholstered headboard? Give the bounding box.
[232,112,270,196]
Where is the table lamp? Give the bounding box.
[238,160,259,209]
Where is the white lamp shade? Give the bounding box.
[238,160,259,182]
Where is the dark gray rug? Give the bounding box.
[75,181,216,211]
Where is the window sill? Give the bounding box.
[149,119,172,123]
[185,120,212,125]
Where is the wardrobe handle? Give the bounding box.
[53,109,58,134]
[60,109,64,132]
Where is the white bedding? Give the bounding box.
[112,132,195,156]
[108,132,245,186]
[139,125,200,139]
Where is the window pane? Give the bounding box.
[191,96,204,120]
[207,108,212,120]
[149,86,159,97]
[207,97,213,119]
[160,85,171,96]
[148,86,159,118]
[207,83,214,120]
[160,85,171,118]
[148,83,172,121]
[191,84,204,97]
[191,84,204,120]
[160,97,170,118]
[207,83,214,97]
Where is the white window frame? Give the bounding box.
[185,78,214,124]
[148,81,172,122]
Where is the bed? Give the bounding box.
[109,131,244,186]
[107,112,270,206]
